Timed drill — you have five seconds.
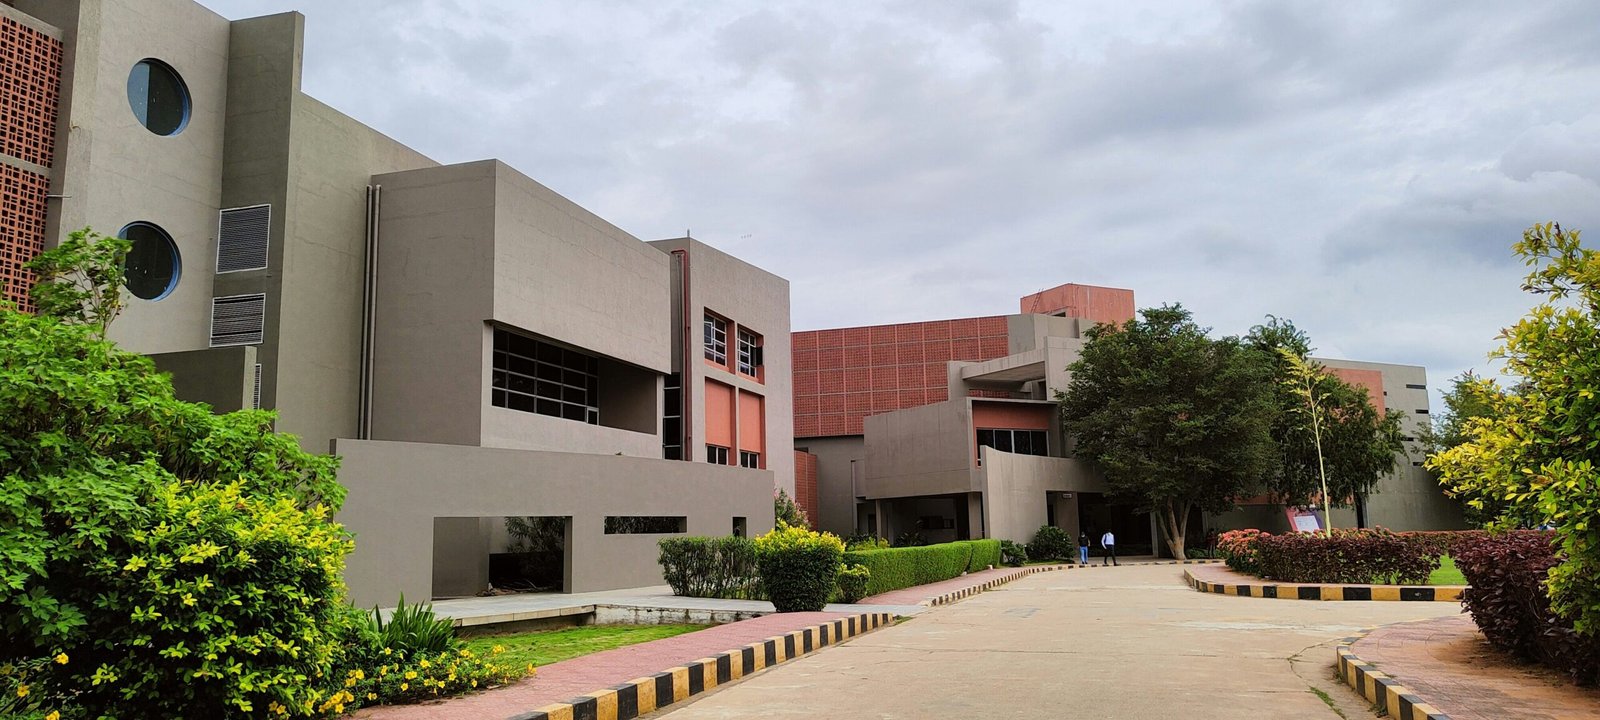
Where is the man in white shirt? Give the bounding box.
[1101,530,1118,566]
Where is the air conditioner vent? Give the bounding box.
[252,363,263,409]
[216,205,270,273]
[210,293,265,346]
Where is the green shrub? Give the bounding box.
[774,489,808,527]
[329,602,526,712]
[658,536,759,599]
[1027,526,1074,561]
[376,595,458,656]
[836,564,871,603]
[753,525,845,612]
[846,536,891,551]
[1000,540,1028,567]
[843,540,1001,596]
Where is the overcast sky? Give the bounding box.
[199,0,1600,399]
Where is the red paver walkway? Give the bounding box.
[352,612,849,720]
[1354,615,1600,720]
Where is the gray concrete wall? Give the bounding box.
[650,238,795,497]
[797,435,867,536]
[862,399,975,499]
[980,449,1107,543]
[334,439,774,607]
[492,164,671,374]
[367,162,495,447]
[273,96,435,450]
[148,345,256,413]
[37,0,233,355]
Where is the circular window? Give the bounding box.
[120,222,181,300]
[126,59,191,136]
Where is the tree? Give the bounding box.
[1246,317,1405,525]
[24,227,131,337]
[1058,305,1277,558]
[1430,222,1600,633]
[775,488,808,528]
[1420,371,1508,525]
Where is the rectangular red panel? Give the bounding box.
[738,391,765,455]
[704,380,735,448]
[845,367,871,392]
[818,369,845,393]
[792,331,818,351]
[792,349,818,371]
[793,450,819,527]
[896,342,925,363]
[842,327,871,346]
[843,346,871,367]
[894,323,923,342]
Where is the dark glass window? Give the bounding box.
[127,59,191,136]
[491,328,599,424]
[706,444,730,465]
[737,328,762,375]
[739,450,761,468]
[704,314,727,365]
[119,222,181,300]
[976,428,1049,465]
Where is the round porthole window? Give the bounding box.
[126,59,191,136]
[120,222,181,300]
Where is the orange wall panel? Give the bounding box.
[793,450,819,527]
[704,380,735,448]
[1326,367,1386,414]
[1018,283,1136,326]
[738,390,765,454]
[972,402,1056,431]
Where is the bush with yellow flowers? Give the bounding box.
[0,654,75,720]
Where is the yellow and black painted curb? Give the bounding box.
[509,611,895,720]
[922,565,1059,606]
[1336,635,1451,719]
[1183,568,1464,602]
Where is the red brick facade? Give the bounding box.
[793,449,818,527]
[793,316,1012,437]
[0,15,63,311]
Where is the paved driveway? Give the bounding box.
[651,565,1460,719]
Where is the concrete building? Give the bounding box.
[795,283,1464,555]
[2,0,791,606]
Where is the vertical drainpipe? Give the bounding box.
[358,184,381,439]
[671,248,692,460]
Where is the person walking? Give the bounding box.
[1078,530,1091,565]
[1100,529,1118,566]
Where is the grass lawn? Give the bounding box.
[1428,555,1467,586]
[461,624,708,670]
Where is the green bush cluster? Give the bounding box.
[753,525,845,612]
[846,535,891,551]
[835,564,871,604]
[657,536,760,599]
[1027,526,1075,562]
[999,540,1029,567]
[843,540,1001,597]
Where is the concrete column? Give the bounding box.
[967,492,986,539]
[431,517,489,598]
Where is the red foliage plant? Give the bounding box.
[1453,532,1600,686]
[1252,527,1441,585]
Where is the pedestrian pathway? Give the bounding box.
[1349,615,1600,720]
[354,561,1047,719]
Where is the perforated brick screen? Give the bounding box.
[0,15,62,310]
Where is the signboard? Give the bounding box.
[1285,507,1323,533]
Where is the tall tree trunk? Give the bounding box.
[1161,500,1190,559]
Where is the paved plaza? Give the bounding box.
[651,565,1460,719]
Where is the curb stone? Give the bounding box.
[1183,568,1464,602]
[507,612,893,720]
[1336,633,1452,719]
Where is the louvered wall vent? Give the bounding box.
[216,205,270,273]
[252,363,263,409]
[210,294,265,347]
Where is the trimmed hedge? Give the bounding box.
[1455,531,1600,686]
[658,536,759,599]
[843,539,1001,597]
[836,564,871,603]
[754,525,844,612]
[1255,528,1439,585]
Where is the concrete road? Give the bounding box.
[650,565,1460,719]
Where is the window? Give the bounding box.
[1405,383,1427,390]
[733,517,747,538]
[706,444,730,465]
[1415,409,1429,414]
[740,450,761,468]
[119,222,181,300]
[704,314,727,365]
[127,59,191,136]
[976,428,1049,465]
[662,372,683,460]
[491,328,599,425]
[737,328,763,376]
[604,516,687,534]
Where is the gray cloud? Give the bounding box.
[199,0,1600,403]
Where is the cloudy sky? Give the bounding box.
[199,0,1600,398]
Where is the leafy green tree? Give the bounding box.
[2,234,353,716]
[1246,317,1406,525]
[1430,222,1600,634]
[775,488,808,528]
[24,227,131,337]
[1421,371,1508,525]
[1058,305,1277,558]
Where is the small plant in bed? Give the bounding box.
[462,624,710,671]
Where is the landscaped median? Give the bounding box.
[1183,564,1465,602]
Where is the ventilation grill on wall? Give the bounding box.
[216,205,270,272]
[252,363,262,409]
[210,294,265,346]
